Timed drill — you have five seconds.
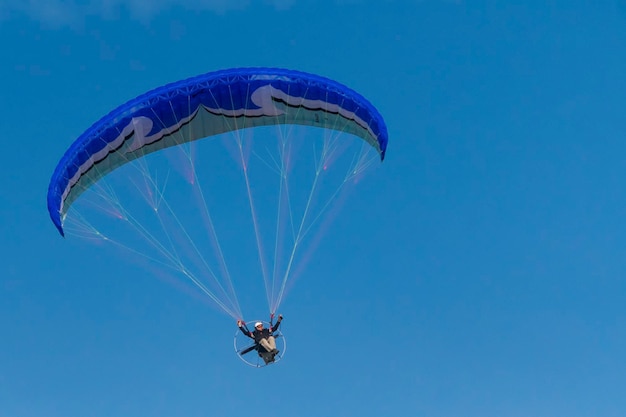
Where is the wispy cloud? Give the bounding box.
[0,0,295,27]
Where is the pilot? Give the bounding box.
[238,315,283,361]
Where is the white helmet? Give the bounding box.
[255,322,263,328]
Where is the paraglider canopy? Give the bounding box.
[47,67,388,237]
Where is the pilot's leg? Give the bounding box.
[259,338,273,352]
[267,336,276,351]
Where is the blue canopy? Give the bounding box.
[47,67,388,236]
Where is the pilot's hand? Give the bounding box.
[237,320,243,327]
[278,314,283,321]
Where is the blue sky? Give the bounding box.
[2,1,626,416]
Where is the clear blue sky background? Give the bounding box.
[2,1,626,416]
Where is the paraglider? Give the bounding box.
[47,67,388,366]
